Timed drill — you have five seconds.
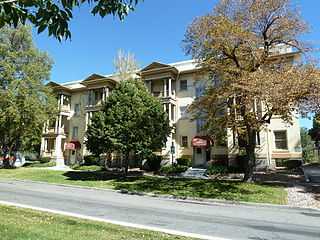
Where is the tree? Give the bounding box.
[0,0,142,40]
[309,116,320,160]
[183,0,320,181]
[0,24,56,168]
[112,49,141,82]
[300,127,317,163]
[85,79,171,174]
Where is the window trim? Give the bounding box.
[179,106,188,119]
[180,80,188,91]
[74,103,81,117]
[72,126,79,140]
[181,136,188,148]
[274,130,288,150]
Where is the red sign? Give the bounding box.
[65,141,81,149]
[191,137,212,146]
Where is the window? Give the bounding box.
[62,95,70,106]
[46,139,55,151]
[274,131,287,150]
[180,106,187,119]
[196,148,202,154]
[180,80,187,91]
[72,127,79,139]
[196,118,205,134]
[181,136,188,147]
[74,103,80,116]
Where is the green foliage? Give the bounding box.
[161,164,189,174]
[83,155,100,166]
[0,0,142,40]
[85,79,171,172]
[146,154,163,172]
[0,24,56,167]
[283,160,302,169]
[40,157,51,163]
[300,127,317,163]
[309,117,320,149]
[70,163,101,171]
[176,158,192,166]
[26,161,55,168]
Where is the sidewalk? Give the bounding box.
[301,163,320,187]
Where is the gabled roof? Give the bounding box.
[82,73,106,82]
[141,62,173,72]
[47,81,71,91]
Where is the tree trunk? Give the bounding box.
[244,129,256,182]
[124,153,129,175]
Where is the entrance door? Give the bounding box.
[69,149,76,164]
[194,147,206,166]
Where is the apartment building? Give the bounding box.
[41,55,302,169]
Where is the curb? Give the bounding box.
[1,177,319,212]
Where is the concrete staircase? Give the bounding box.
[181,167,207,178]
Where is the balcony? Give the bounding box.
[87,87,110,107]
[44,115,69,136]
[148,78,176,100]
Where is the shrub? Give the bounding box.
[161,164,189,174]
[39,157,51,163]
[205,165,239,175]
[283,159,302,169]
[146,154,163,172]
[83,155,100,166]
[70,163,101,171]
[176,158,192,166]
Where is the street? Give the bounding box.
[0,178,319,240]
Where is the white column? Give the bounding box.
[147,81,152,93]
[168,103,172,125]
[105,87,110,98]
[54,116,59,132]
[102,88,105,101]
[163,78,167,97]
[58,115,62,133]
[168,78,172,97]
[54,136,65,167]
[40,138,46,155]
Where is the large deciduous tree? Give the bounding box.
[85,79,171,174]
[183,0,320,181]
[0,24,56,167]
[0,0,142,40]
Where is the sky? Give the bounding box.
[32,0,320,129]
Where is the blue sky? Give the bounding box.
[32,0,320,129]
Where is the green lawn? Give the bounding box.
[0,205,192,240]
[0,168,287,205]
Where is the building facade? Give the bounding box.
[41,56,302,169]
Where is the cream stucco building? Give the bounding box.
[41,55,302,169]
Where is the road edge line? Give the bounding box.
[0,200,231,240]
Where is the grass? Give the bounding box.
[0,205,192,240]
[70,163,102,171]
[0,168,287,205]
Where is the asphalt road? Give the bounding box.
[0,178,320,240]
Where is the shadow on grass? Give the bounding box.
[62,171,284,200]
